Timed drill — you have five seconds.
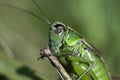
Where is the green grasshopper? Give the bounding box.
[46,22,112,80]
[1,0,111,79]
[32,0,111,80]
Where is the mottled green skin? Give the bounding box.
[49,21,111,80]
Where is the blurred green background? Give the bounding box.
[0,0,120,80]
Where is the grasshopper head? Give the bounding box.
[49,21,67,53]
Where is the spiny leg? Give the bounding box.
[67,56,94,80]
[77,61,93,80]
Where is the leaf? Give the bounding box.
[0,50,48,80]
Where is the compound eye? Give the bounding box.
[55,28,62,34]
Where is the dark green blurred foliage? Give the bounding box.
[0,0,120,80]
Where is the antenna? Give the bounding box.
[32,0,51,25]
[0,3,51,25]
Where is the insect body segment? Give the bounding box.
[49,22,111,80]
